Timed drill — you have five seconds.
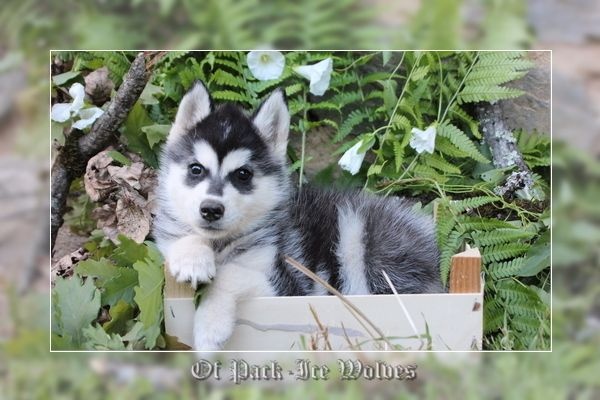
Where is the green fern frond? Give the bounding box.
[483,243,530,263]
[458,51,532,104]
[439,230,463,287]
[458,85,524,104]
[488,257,525,279]
[413,164,448,183]
[422,153,462,175]
[331,91,363,109]
[449,196,497,213]
[334,109,369,142]
[434,136,470,159]
[438,123,489,163]
[450,106,481,139]
[484,298,505,334]
[457,217,516,231]
[211,90,251,104]
[284,83,303,97]
[511,315,542,334]
[211,69,245,89]
[475,229,535,247]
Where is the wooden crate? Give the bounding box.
[164,248,483,351]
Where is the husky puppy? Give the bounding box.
[153,82,441,350]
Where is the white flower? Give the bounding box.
[72,107,104,129]
[338,140,366,175]
[51,82,104,129]
[247,51,285,81]
[409,125,437,154]
[294,58,333,96]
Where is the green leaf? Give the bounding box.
[141,124,171,148]
[112,234,148,267]
[76,258,138,306]
[518,231,550,277]
[122,101,158,168]
[438,123,489,163]
[52,276,101,349]
[103,300,135,335]
[379,79,397,117]
[52,70,81,86]
[107,150,132,166]
[139,82,163,105]
[83,325,127,350]
[76,258,121,284]
[133,245,165,349]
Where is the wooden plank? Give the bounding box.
[163,264,196,298]
[165,291,483,351]
[449,248,482,294]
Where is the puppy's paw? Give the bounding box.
[167,237,216,288]
[193,300,235,351]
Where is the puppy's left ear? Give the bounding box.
[253,89,290,159]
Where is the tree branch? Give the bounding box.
[476,102,535,199]
[51,52,152,250]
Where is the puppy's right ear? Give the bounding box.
[169,81,213,142]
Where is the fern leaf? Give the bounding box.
[284,83,303,97]
[488,257,525,279]
[211,69,246,89]
[475,229,535,247]
[331,91,363,109]
[458,86,524,104]
[450,106,481,139]
[422,154,461,174]
[483,243,530,263]
[484,298,504,334]
[457,216,516,231]
[439,230,463,287]
[449,196,497,213]
[211,90,251,104]
[438,123,489,163]
[334,109,369,142]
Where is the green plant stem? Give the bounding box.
[298,89,308,191]
[440,52,479,122]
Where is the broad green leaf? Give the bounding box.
[76,257,139,306]
[83,325,127,350]
[52,276,101,348]
[133,245,165,349]
[139,82,163,105]
[141,124,171,148]
[518,231,550,277]
[76,258,122,284]
[112,234,148,267]
[103,300,135,335]
[122,101,158,167]
[52,70,81,86]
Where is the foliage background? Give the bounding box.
[1,0,599,398]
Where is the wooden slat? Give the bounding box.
[449,247,482,294]
[163,264,196,298]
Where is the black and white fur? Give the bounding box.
[153,82,442,351]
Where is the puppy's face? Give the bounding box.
[159,83,290,239]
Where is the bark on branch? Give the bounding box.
[51,52,152,250]
[475,102,536,199]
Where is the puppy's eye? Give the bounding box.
[189,163,205,176]
[235,168,253,182]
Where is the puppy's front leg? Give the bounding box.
[193,247,276,351]
[167,235,215,288]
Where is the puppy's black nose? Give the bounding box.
[200,200,224,222]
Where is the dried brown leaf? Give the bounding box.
[84,67,114,106]
[115,189,151,243]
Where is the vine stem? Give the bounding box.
[439,52,479,123]
[298,89,308,191]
